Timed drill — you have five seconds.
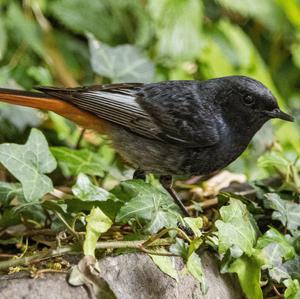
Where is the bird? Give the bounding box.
[0,76,294,216]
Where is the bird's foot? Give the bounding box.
[159,175,190,217]
[133,169,146,180]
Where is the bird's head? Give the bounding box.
[212,76,293,130]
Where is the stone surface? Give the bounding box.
[0,252,243,299]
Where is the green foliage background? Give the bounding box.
[0,0,300,177]
[0,1,299,299]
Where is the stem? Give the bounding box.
[0,246,72,271]
[139,247,178,256]
[200,198,219,209]
[55,212,80,240]
[75,129,86,149]
[142,228,191,247]
[0,239,174,270]
[95,238,172,249]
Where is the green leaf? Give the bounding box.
[228,254,264,299]
[6,3,45,58]
[257,228,295,260]
[216,0,286,32]
[72,173,114,202]
[291,43,300,71]
[169,238,189,259]
[284,256,300,281]
[0,104,42,131]
[264,193,300,232]
[0,129,57,202]
[88,34,154,83]
[115,180,180,234]
[0,181,24,206]
[261,243,290,282]
[215,21,283,108]
[51,147,106,177]
[256,227,297,283]
[50,0,121,43]
[27,66,53,86]
[187,252,207,294]
[150,248,179,281]
[258,152,291,173]
[183,217,203,238]
[284,279,300,299]
[0,14,7,61]
[215,198,257,256]
[0,208,21,228]
[276,0,300,30]
[148,0,203,60]
[83,207,112,257]
[200,39,235,78]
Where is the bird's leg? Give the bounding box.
[133,169,146,180]
[159,175,190,217]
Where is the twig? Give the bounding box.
[236,189,257,196]
[200,198,219,209]
[75,129,86,149]
[272,284,284,298]
[49,189,73,200]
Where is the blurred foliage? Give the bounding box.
[0,1,299,298]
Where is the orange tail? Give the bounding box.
[0,88,108,133]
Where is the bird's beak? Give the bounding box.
[265,108,294,122]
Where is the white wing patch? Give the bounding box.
[72,90,162,139]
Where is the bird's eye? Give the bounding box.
[243,95,255,106]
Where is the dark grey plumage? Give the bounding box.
[37,76,293,176]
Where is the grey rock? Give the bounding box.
[0,252,242,299]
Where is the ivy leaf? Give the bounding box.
[257,228,295,260]
[187,252,207,294]
[0,181,24,206]
[258,152,291,174]
[88,34,154,83]
[115,180,180,234]
[261,243,290,282]
[0,129,56,202]
[148,0,203,60]
[215,198,257,256]
[6,3,45,58]
[183,217,203,238]
[284,279,300,299]
[228,254,264,299]
[256,227,296,282]
[284,256,300,281]
[169,238,189,259]
[264,193,300,232]
[83,207,112,257]
[0,15,7,61]
[50,0,121,43]
[0,104,42,132]
[216,0,285,32]
[150,248,179,281]
[51,147,106,177]
[72,173,114,202]
[169,237,206,293]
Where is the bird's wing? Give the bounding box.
[136,81,221,147]
[37,82,220,147]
